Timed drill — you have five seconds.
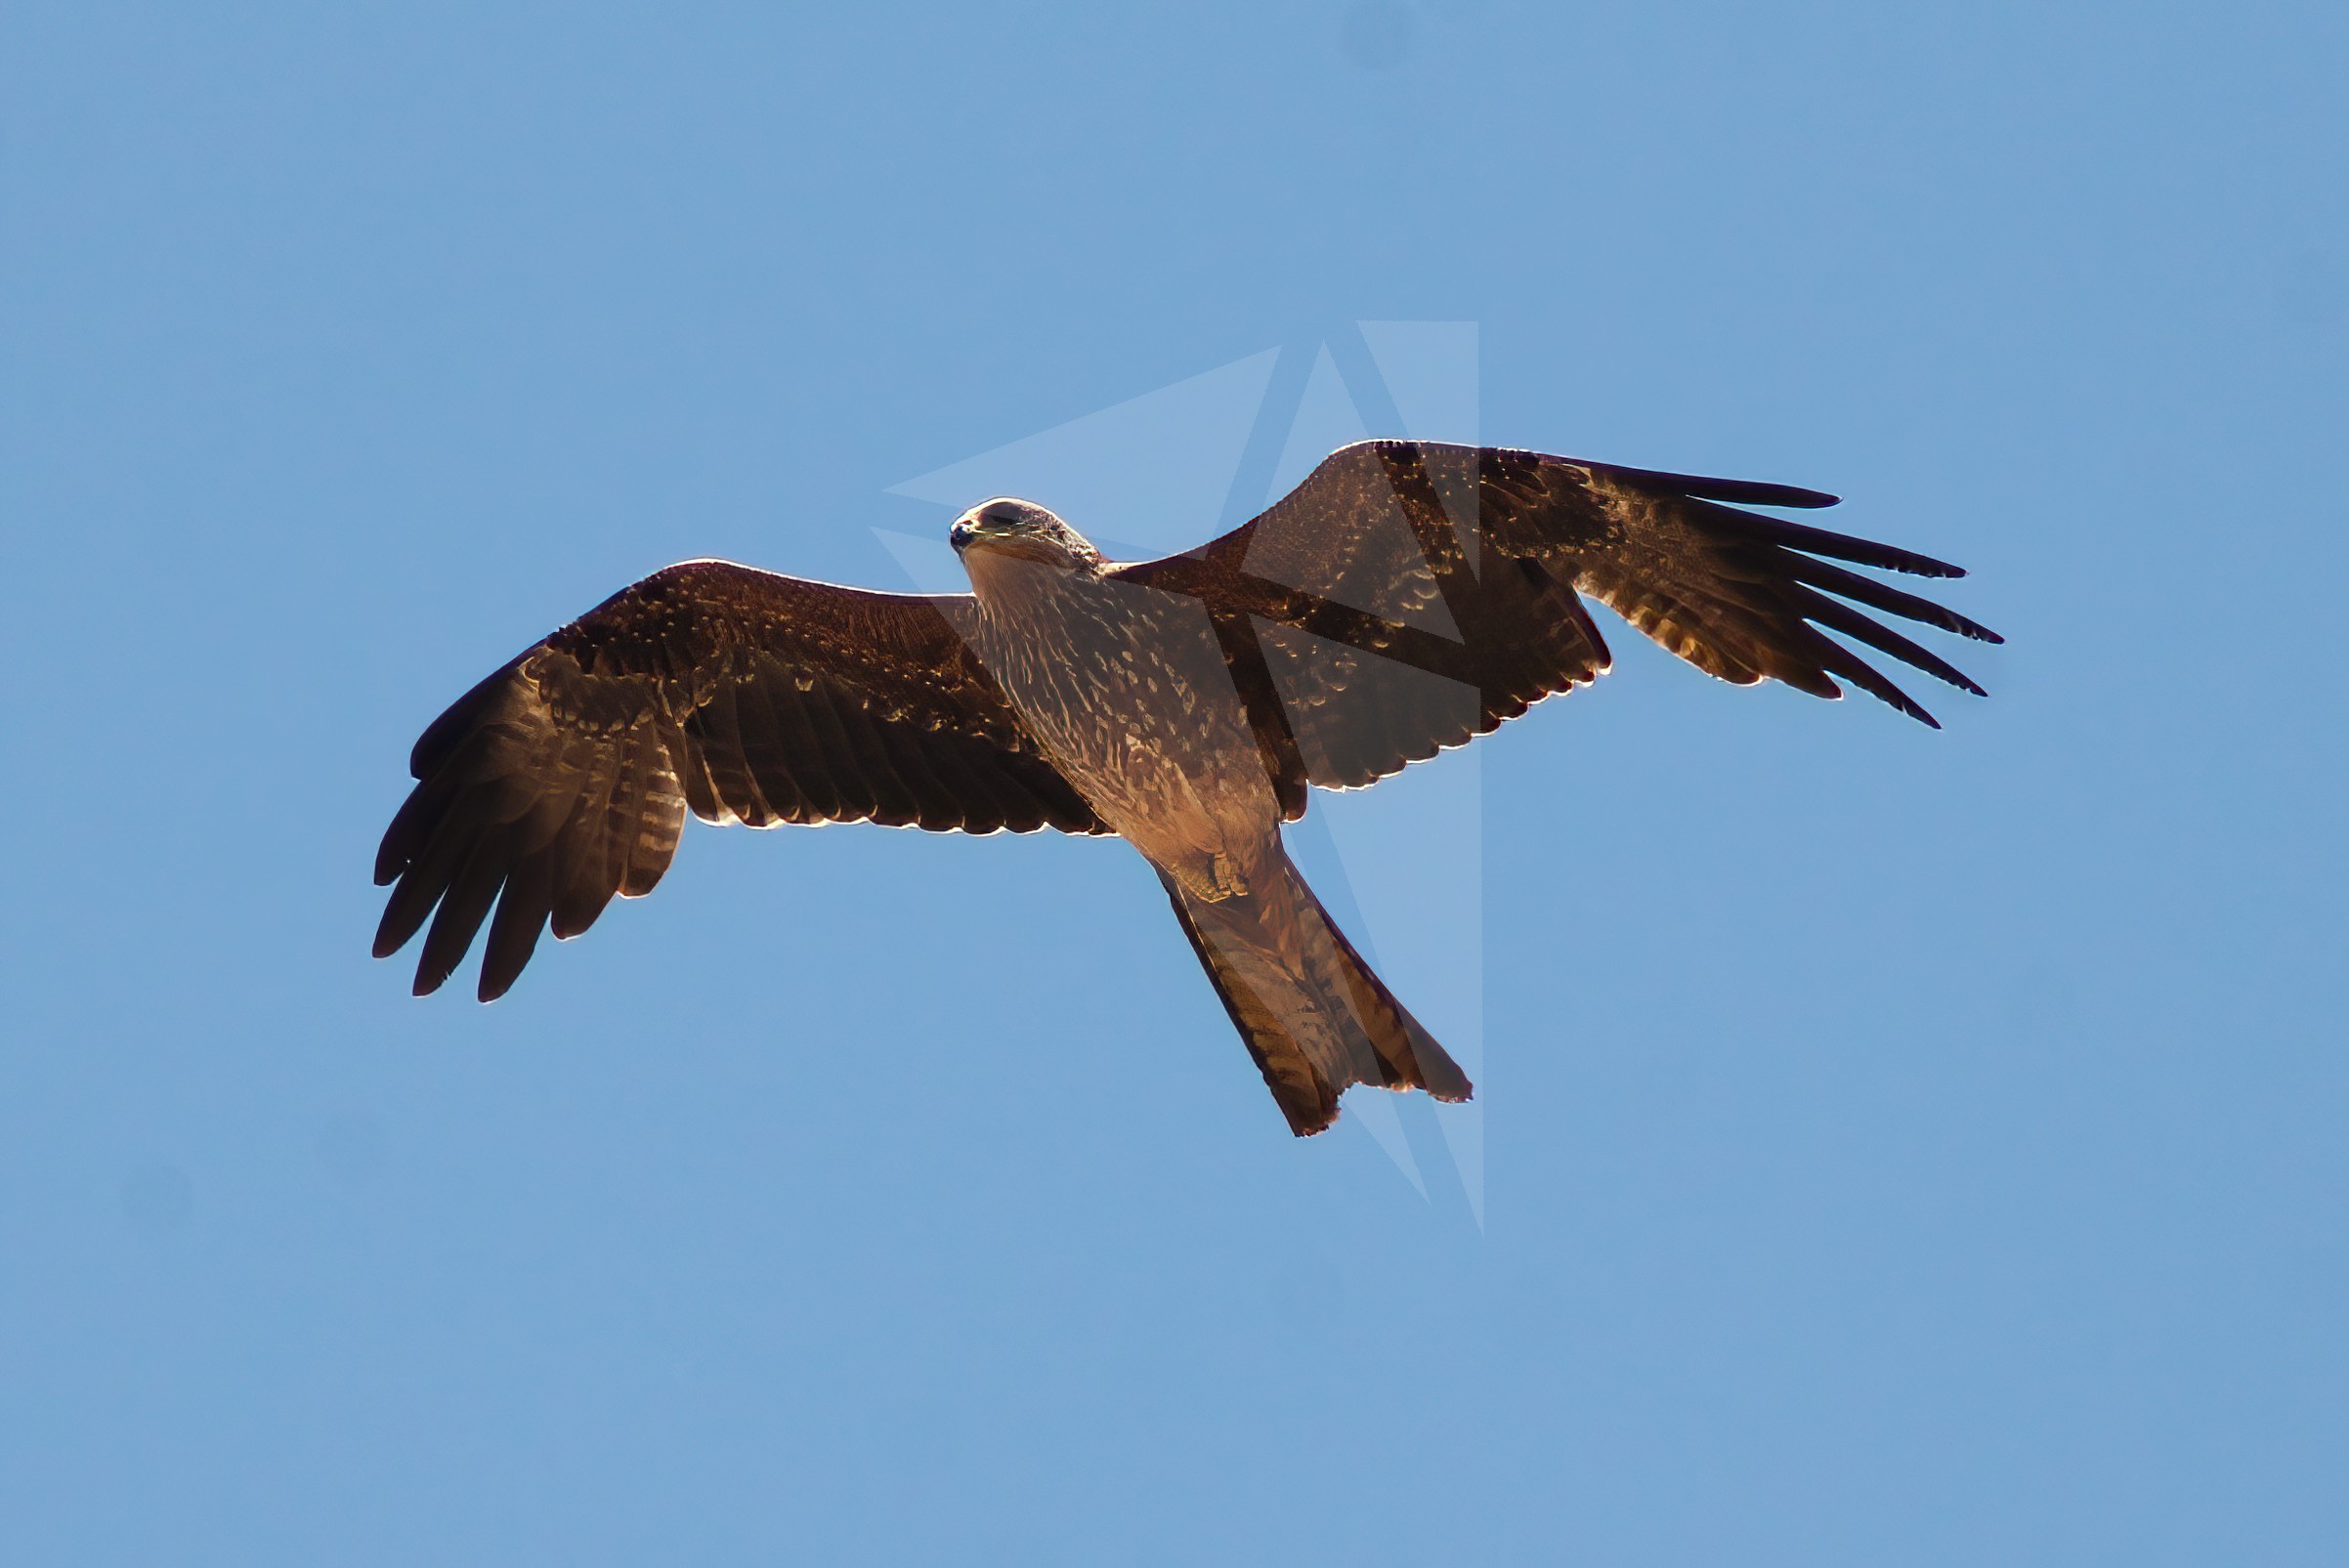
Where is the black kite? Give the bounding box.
[373,442,1997,1134]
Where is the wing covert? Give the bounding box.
[1110,445,1612,816]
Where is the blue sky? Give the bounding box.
[3,2,2344,1562]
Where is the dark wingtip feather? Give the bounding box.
[1784,555,2003,645]
[1594,459,1842,510]
[1692,499,1969,579]
[476,858,554,1002]
[411,843,503,997]
[1835,673,1943,728]
[374,787,434,885]
[372,864,445,959]
[373,824,406,886]
[411,950,457,997]
[1791,585,1988,698]
[1791,534,1967,580]
[1836,654,1941,727]
[1788,622,1943,727]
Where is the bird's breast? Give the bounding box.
[969,573,1272,829]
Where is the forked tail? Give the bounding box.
[1159,852,1472,1136]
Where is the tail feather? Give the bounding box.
[1159,855,1472,1137]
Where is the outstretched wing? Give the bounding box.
[373,561,1107,1001]
[1110,441,1998,813]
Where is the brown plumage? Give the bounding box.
[373,441,1998,1135]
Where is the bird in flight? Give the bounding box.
[373,441,1997,1135]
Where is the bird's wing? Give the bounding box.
[1108,441,1999,813]
[373,560,1107,1000]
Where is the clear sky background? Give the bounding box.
[4,2,2344,1563]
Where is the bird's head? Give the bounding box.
[949,498,1103,576]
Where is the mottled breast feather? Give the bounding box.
[373,561,1107,1001]
[1110,441,2000,816]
